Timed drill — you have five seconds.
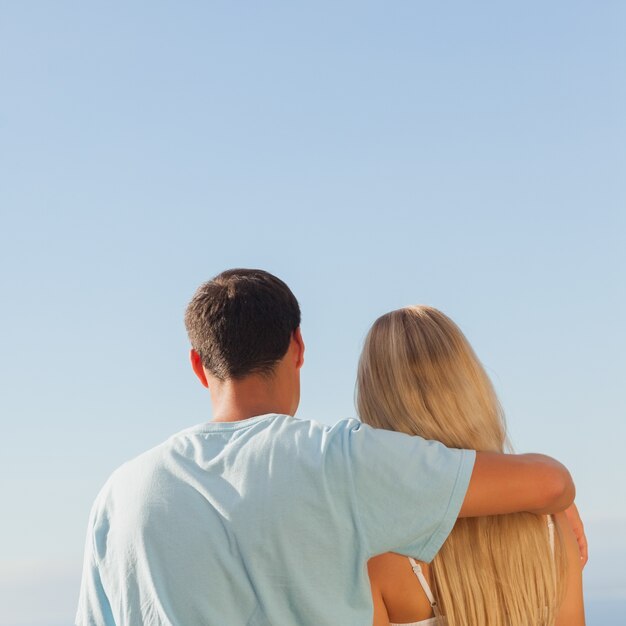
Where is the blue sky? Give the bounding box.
[1,2,624,624]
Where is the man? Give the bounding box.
[76,268,580,625]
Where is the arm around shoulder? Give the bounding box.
[554,511,586,626]
[459,451,575,518]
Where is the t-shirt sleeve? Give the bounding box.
[75,500,116,626]
[340,420,475,562]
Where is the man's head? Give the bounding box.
[185,269,304,417]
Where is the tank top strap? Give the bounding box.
[547,515,555,554]
[408,558,443,619]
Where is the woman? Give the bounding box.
[356,306,585,626]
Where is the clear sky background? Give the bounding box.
[1,2,624,625]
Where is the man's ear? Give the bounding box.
[190,350,209,388]
[293,327,305,369]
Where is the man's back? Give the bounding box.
[76,413,473,626]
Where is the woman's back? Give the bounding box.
[368,513,584,626]
[369,553,440,625]
[357,306,585,626]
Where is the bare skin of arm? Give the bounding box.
[555,511,586,626]
[459,452,575,517]
[565,503,588,567]
[369,554,433,626]
[369,570,392,626]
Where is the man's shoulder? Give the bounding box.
[275,414,367,445]
[287,414,363,433]
[95,416,369,500]
[94,436,172,503]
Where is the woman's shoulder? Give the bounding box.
[368,553,435,624]
[368,551,411,576]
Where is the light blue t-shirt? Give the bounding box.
[76,414,475,626]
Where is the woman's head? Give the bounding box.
[356,306,507,452]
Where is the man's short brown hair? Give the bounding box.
[184,269,301,380]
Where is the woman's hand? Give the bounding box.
[564,502,588,567]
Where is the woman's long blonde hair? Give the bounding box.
[356,306,565,626]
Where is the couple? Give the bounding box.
[76,268,585,626]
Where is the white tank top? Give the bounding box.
[389,516,555,626]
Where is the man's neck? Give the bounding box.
[209,374,294,423]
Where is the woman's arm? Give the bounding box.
[368,566,391,626]
[555,511,586,626]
